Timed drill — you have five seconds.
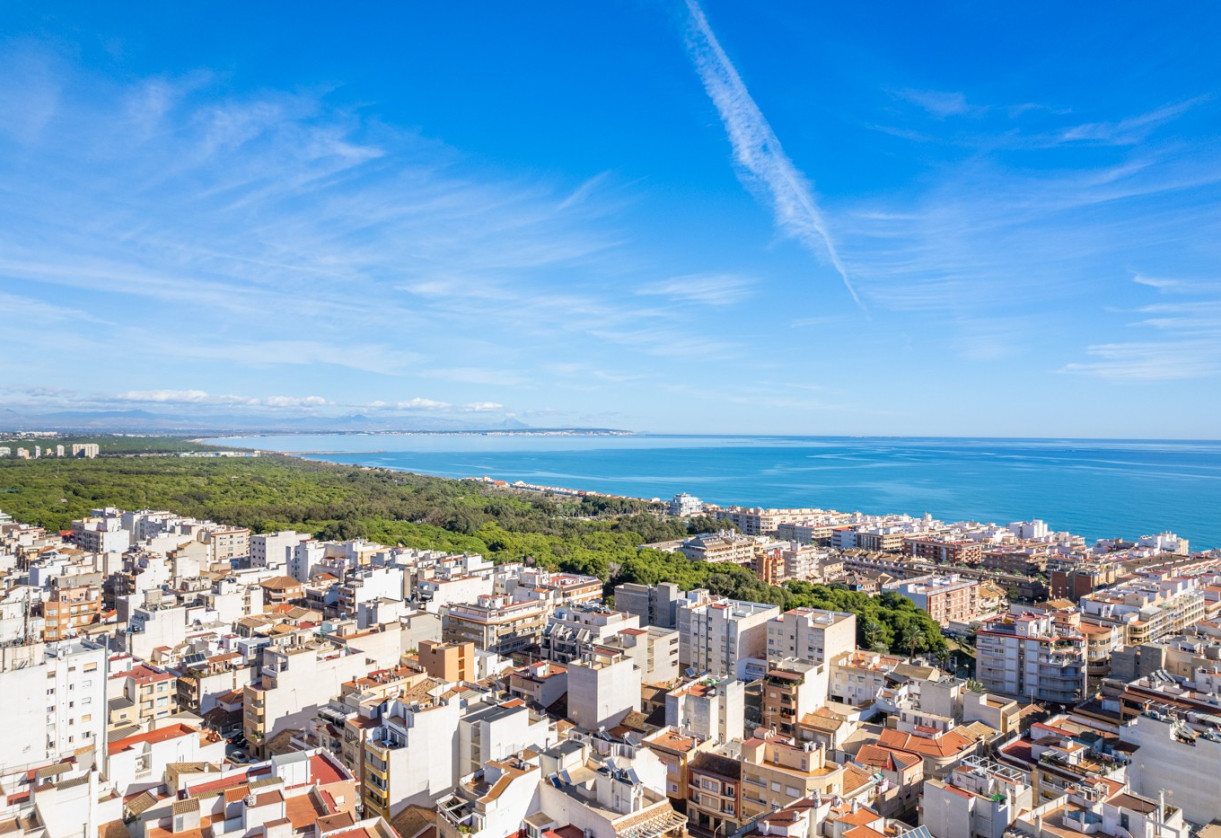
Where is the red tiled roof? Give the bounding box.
[108,724,197,756]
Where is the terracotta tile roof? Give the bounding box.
[877,727,974,760]
[855,744,920,772]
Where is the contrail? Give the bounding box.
[684,0,864,310]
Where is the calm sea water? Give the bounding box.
[210,434,1221,550]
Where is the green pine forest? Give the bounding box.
[0,438,946,656]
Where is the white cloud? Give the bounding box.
[118,389,215,403]
[263,395,331,408]
[896,89,974,118]
[462,402,503,412]
[1060,97,1207,145]
[1062,274,1221,381]
[636,273,754,305]
[396,398,451,410]
[114,390,332,408]
[683,0,863,309]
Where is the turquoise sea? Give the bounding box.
[210,434,1221,550]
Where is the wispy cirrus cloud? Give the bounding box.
[1060,97,1209,145]
[895,88,976,119]
[683,0,863,309]
[0,42,760,422]
[1061,275,1221,381]
[636,273,754,306]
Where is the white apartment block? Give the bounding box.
[665,675,745,743]
[676,590,780,679]
[668,493,704,517]
[567,653,642,731]
[766,606,856,665]
[250,530,307,571]
[0,640,107,769]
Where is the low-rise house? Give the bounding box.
[876,726,982,779]
[851,743,922,818]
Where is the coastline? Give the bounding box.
[202,434,1221,550]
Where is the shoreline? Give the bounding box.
[201,435,1221,551]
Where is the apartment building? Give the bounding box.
[837,636,899,686]
[666,676,745,743]
[1119,709,1221,826]
[442,595,548,657]
[669,493,704,517]
[418,639,475,682]
[687,751,744,836]
[613,581,681,629]
[607,625,680,685]
[906,537,983,566]
[509,660,569,708]
[922,755,1034,838]
[1080,578,1207,646]
[113,663,179,729]
[883,574,981,627]
[457,698,555,778]
[567,650,642,731]
[976,612,1087,703]
[70,514,130,554]
[775,522,835,546]
[766,607,857,665]
[42,573,103,641]
[679,532,758,565]
[855,527,909,553]
[739,734,844,820]
[541,604,642,663]
[362,697,462,818]
[676,591,780,680]
[761,660,828,737]
[243,639,388,757]
[0,640,107,768]
[250,530,307,571]
[199,525,250,563]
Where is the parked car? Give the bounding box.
[228,750,250,764]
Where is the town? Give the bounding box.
[2,482,1219,838]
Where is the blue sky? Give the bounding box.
[2,2,1219,437]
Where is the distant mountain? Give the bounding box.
[0,406,536,434]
